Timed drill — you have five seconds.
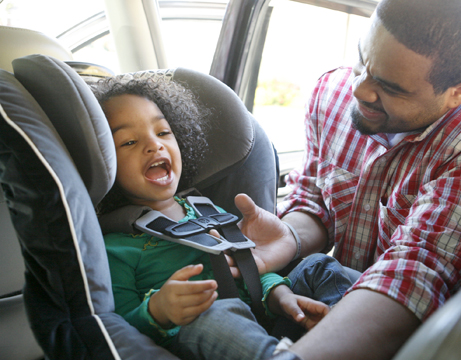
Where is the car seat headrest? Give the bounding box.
[115,68,254,191]
[11,55,272,215]
[0,26,72,73]
[12,54,117,206]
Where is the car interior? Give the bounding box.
[1,1,461,360]
[0,24,278,359]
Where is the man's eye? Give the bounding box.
[121,140,136,146]
[380,85,399,96]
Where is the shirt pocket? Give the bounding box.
[378,194,417,249]
[317,163,358,219]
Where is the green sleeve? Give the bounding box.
[125,289,181,347]
[104,233,180,347]
[260,272,292,318]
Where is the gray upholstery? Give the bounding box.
[0,62,176,359]
[0,190,24,297]
[172,67,277,215]
[0,294,42,360]
[13,55,117,206]
[0,25,73,360]
[0,53,278,359]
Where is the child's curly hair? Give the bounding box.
[91,75,210,215]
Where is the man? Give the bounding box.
[232,0,461,359]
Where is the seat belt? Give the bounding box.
[134,196,265,317]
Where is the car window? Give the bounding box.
[0,0,116,69]
[160,19,223,74]
[0,0,225,75]
[253,0,370,157]
[72,18,223,75]
[72,34,121,74]
[0,0,105,37]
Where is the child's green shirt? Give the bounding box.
[104,197,290,347]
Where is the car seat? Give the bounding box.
[0,25,115,360]
[0,26,73,360]
[0,53,278,359]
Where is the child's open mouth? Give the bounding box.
[145,160,170,182]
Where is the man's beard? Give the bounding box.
[350,105,378,135]
[351,98,446,136]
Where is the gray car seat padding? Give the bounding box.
[175,67,279,215]
[2,54,277,358]
[12,55,117,206]
[0,25,74,360]
[0,70,178,359]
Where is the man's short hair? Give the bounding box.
[377,0,461,94]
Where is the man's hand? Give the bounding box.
[233,193,297,274]
[148,264,218,327]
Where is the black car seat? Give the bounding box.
[0,26,73,360]
[0,53,278,359]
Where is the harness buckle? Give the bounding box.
[165,213,238,237]
[134,210,255,255]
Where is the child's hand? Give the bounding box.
[279,293,330,330]
[148,264,218,327]
[267,285,329,330]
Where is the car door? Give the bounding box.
[211,0,375,198]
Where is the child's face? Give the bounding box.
[104,94,182,211]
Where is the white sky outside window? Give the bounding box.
[253,0,370,154]
[0,0,105,37]
[0,0,223,75]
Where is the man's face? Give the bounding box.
[351,16,454,135]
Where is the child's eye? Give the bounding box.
[121,140,136,146]
[158,130,172,137]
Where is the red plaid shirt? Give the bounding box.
[278,67,461,321]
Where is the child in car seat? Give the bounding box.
[92,76,353,360]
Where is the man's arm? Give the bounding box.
[235,194,328,274]
[282,210,329,258]
[236,194,423,360]
[290,289,420,360]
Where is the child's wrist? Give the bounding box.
[267,284,292,314]
[148,292,172,328]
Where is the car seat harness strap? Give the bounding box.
[135,196,265,317]
[187,197,264,316]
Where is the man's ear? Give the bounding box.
[446,83,461,109]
